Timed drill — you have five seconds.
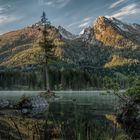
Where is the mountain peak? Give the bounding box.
[58,25,78,40]
[58,25,65,30]
[94,16,120,26]
[105,16,117,21]
[92,16,140,49]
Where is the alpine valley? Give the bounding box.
[0,16,140,90]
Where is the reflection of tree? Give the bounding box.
[0,116,47,140]
[0,96,131,140]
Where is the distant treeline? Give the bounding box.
[0,64,139,90]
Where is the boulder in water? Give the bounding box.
[0,99,9,109]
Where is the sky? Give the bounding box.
[0,0,140,35]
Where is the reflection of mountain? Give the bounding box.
[0,92,125,140]
[0,16,140,69]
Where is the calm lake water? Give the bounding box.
[0,91,129,140]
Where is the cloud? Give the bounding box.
[109,0,126,9]
[0,4,13,14]
[67,16,92,28]
[45,1,54,6]
[57,0,71,8]
[66,16,92,35]
[82,17,92,22]
[111,3,140,19]
[0,5,21,24]
[79,22,90,28]
[38,0,71,8]
[78,16,92,29]
[0,15,19,24]
[67,21,80,28]
[66,16,92,34]
[0,7,5,13]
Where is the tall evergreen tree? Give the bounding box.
[39,11,54,91]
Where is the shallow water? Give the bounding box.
[0,91,128,140]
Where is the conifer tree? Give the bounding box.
[39,11,54,91]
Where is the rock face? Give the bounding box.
[93,16,140,49]
[81,16,140,68]
[0,16,140,69]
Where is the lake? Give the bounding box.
[0,91,129,140]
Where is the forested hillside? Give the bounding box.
[0,16,140,90]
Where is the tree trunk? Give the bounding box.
[45,63,50,91]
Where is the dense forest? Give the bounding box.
[0,64,139,90]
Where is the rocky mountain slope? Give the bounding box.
[82,16,140,68]
[0,16,140,69]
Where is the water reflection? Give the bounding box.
[0,91,129,140]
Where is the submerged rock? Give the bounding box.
[30,96,48,108]
[16,95,49,116]
[0,99,9,108]
[16,96,32,109]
